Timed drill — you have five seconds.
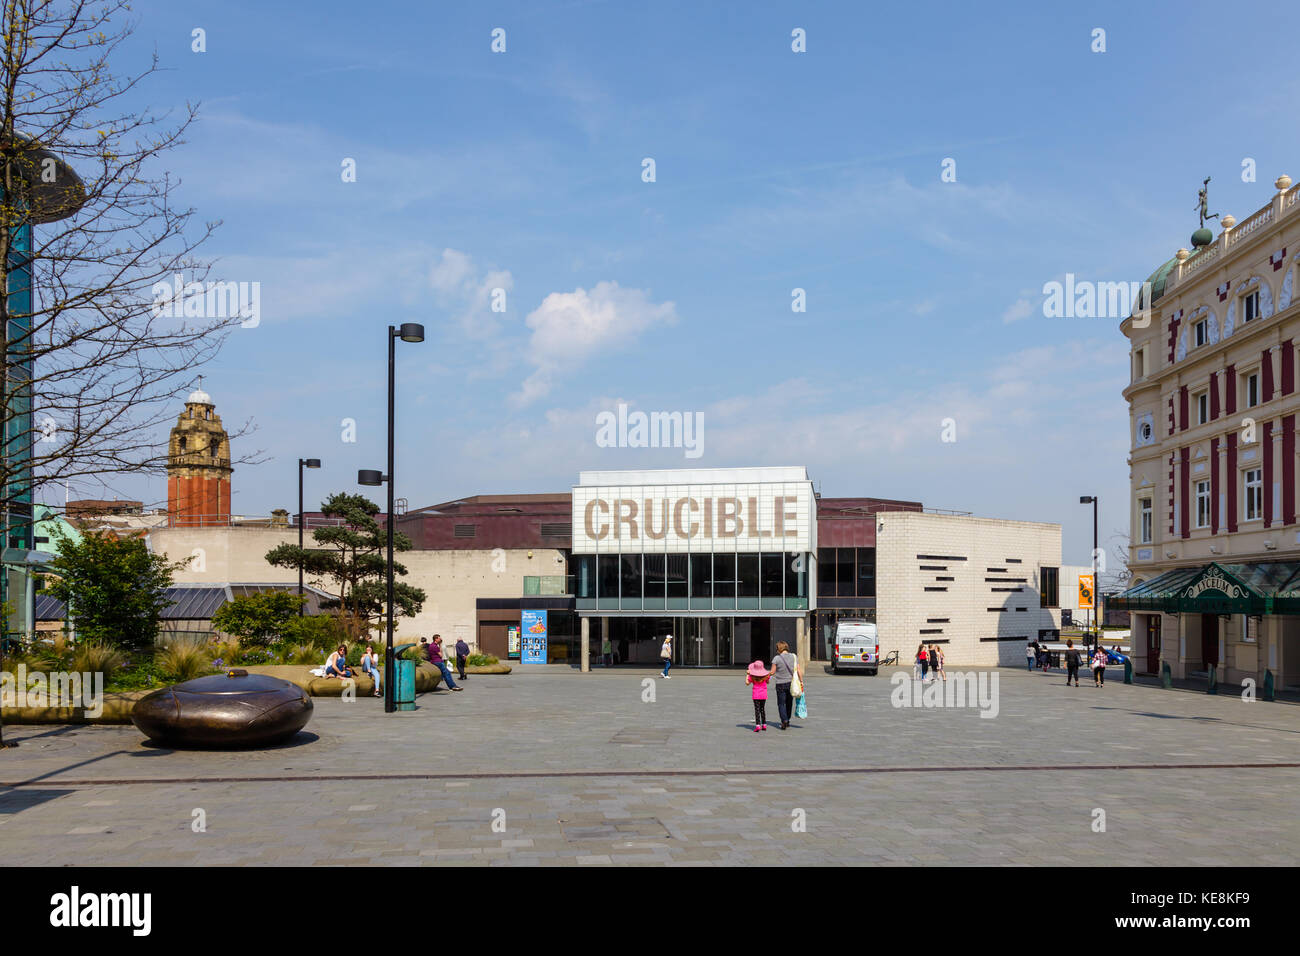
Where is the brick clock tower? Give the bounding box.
[167,380,232,527]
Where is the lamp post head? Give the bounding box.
[397,323,425,344]
[304,458,321,469]
[358,469,385,486]
[1080,495,1096,504]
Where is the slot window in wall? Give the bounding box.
[1039,566,1059,608]
[1139,497,1152,544]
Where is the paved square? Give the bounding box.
[1,666,1297,865]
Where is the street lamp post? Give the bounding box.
[298,458,321,616]
[1080,495,1099,651]
[360,323,424,714]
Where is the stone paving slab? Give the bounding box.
[0,666,1296,865]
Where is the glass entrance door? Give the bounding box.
[673,617,733,666]
[712,617,732,666]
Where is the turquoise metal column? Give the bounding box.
[1,214,34,634]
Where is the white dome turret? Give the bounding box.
[187,375,212,406]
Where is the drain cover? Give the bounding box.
[559,816,671,841]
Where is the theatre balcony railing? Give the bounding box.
[523,575,575,596]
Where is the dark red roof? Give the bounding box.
[308,491,924,552]
[815,496,923,548]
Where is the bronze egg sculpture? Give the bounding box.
[132,670,313,748]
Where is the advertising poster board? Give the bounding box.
[521,610,548,664]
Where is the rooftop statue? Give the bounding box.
[1197,176,1219,229]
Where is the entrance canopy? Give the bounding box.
[1111,561,1300,615]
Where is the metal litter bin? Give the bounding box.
[1123,657,1133,684]
[392,643,417,711]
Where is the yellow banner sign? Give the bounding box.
[1078,574,1095,609]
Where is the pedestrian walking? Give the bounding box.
[601,634,613,668]
[933,644,946,681]
[1064,639,1081,687]
[427,634,464,692]
[770,641,803,730]
[746,660,771,732]
[1092,646,1107,687]
[455,636,470,680]
[928,644,942,682]
[660,634,673,678]
[916,643,929,681]
[1026,641,1037,672]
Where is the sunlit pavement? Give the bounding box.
[1,666,1296,865]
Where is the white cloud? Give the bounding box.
[514,281,677,405]
[430,249,475,295]
[428,248,514,340]
[1002,297,1035,323]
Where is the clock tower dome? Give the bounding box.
[166,379,232,527]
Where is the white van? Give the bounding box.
[831,619,879,675]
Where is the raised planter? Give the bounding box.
[0,659,460,725]
[1,690,148,724]
[463,662,512,675]
[238,663,443,696]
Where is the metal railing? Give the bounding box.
[523,575,575,596]
[155,515,350,529]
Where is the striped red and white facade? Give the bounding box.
[1123,174,1300,685]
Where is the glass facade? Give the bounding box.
[4,219,34,551]
[574,551,810,611]
[596,615,794,668]
[816,547,876,598]
[813,547,878,658]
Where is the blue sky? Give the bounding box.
[52,0,1300,572]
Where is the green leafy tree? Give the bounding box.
[281,612,348,651]
[210,590,305,648]
[43,530,185,653]
[265,492,425,642]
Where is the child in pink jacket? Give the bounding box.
[746,661,771,732]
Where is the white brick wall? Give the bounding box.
[876,512,1064,666]
[149,526,560,652]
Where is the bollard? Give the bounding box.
[1264,669,1276,702]
[1123,657,1133,684]
[1207,663,1217,695]
[1161,661,1172,689]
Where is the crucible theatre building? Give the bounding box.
[571,467,817,669]
[566,467,1084,670]
[147,462,1086,670]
